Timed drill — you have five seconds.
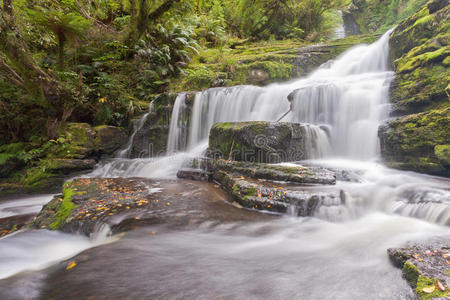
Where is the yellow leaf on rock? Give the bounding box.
[66,261,77,270]
[422,285,435,294]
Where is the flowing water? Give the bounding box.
[0,30,449,299]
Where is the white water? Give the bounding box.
[118,100,155,158]
[0,225,115,280]
[91,30,449,226]
[174,30,394,159]
[0,195,53,219]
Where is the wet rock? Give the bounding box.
[388,240,450,299]
[209,121,316,163]
[29,178,159,235]
[94,125,127,155]
[209,159,338,216]
[29,177,273,236]
[214,169,341,216]
[177,169,212,181]
[213,159,336,185]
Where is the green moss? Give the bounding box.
[434,144,450,165]
[23,167,55,189]
[413,14,433,27]
[415,275,449,300]
[403,261,420,288]
[49,184,78,230]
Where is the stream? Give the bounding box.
[0,29,449,299]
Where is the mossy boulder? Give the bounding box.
[388,241,450,299]
[57,123,127,159]
[379,107,450,176]
[209,122,316,163]
[94,125,127,155]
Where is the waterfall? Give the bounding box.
[171,29,394,160]
[117,101,155,158]
[167,94,188,154]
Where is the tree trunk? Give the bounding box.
[57,33,65,71]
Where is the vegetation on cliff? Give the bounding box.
[379,0,449,176]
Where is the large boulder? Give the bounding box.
[94,125,127,155]
[209,121,321,163]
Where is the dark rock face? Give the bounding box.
[209,122,315,163]
[94,125,127,155]
[128,93,194,158]
[387,240,450,299]
[381,0,450,176]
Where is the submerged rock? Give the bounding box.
[388,240,450,299]
[209,121,322,163]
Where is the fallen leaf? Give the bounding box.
[436,280,445,292]
[66,261,77,270]
[422,286,435,294]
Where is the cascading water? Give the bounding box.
[90,29,449,226]
[179,30,393,159]
[118,100,155,158]
[167,94,188,154]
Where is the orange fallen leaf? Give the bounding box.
[446,260,450,266]
[436,280,445,292]
[66,261,77,270]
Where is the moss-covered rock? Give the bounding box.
[388,0,449,116]
[388,241,450,299]
[94,125,127,155]
[209,121,315,163]
[379,107,450,176]
[380,0,450,176]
